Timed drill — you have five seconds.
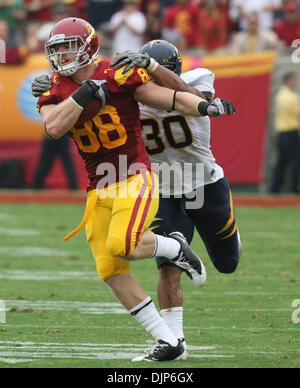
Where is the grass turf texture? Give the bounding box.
[0,203,299,368]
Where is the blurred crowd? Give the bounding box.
[2,0,300,64]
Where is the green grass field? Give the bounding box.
[0,203,300,368]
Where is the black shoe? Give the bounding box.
[132,339,184,362]
[169,231,206,287]
[177,338,188,360]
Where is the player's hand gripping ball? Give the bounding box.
[32,76,110,125]
[76,80,110,125]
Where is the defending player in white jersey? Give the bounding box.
[110,40,242,360]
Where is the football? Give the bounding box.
[77,98,102,126]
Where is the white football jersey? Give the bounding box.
[139,68,224,196]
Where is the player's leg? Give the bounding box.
[87,180,184,361]
[153,197,195,359]
[152,196,195,308]
[105,171,204,286]
[186,177,241,274]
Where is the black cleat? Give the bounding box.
[176,338,188,360]
[169,231,206,287]
[132,339,184,362]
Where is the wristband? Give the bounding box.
[71,81,98,109]
[171,90,177,111]
[146,58,159,73]
[197,101,210,116]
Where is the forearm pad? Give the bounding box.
[197,101,210,116]
[71,81,98,109]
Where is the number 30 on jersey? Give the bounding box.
[140,115,193,155]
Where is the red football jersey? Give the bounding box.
[37,59,152,191]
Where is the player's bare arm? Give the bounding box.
[150,65,207,99]
[40,99,83,140]
[134,81,235,117]
[33,75,234,120]
[134,81,205,116]
[39,79,109,140]
[111,51,210,100]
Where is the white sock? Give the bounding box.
[153,234,181,259]
[129,297,178,346]
[161,307,185,346]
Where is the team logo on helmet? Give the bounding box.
[84,23,97,39]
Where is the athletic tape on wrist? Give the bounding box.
[146,58,159,73]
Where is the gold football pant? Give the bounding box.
[65,171,159,281]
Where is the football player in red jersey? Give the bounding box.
[33,17,234,361]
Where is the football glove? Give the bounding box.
[207,98,236,117]
[31,76,109,107]
[110,51,158,74]
[31,75,53,97]
[70,79,110,109]
[88,79,110,107]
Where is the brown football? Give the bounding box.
[76,98,102,127]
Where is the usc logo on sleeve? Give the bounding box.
[114,66,150,86]
[53,75,60,85]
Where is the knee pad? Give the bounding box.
[96,258,116,281]
[106,236,125,257]
[96,254,130,281]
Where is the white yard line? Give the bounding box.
[3,299,294,315]
[2,324,300,332]
[0,228,40,236]
[0,247,76,257]
[0,213,12,219]
[0,270,97,281]
[0,358,35,364]
[1,339,297,365]
[4,300,127,315]
[0,342,216,351]
[0,341,230,363]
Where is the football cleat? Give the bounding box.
[132,339,184,362]
[175,338,188,360]
[169,232,206,287]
